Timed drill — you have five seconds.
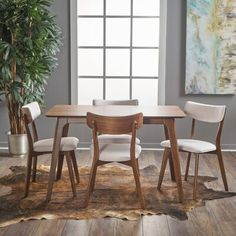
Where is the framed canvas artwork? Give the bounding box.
[185,0,236,94]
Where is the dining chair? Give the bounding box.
[92,99,140,144]
[85,112,145,208]
[157,101,228,200]
[22,102,80,198]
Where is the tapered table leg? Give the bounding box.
[164,126,176,181]
[164,118,183,202]
[46,118,67,202]
[56,124,69,181]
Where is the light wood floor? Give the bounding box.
[0,150,236,236]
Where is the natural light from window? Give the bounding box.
[77,0,160,105]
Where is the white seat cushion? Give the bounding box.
[161,139,216,153]
[97,134,140,144]
[90,143,142,162]
[34,137,79,152]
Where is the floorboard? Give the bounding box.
[62,220,92,236]
[115,218,142,236]
[142,215,170,236]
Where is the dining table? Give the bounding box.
[46,105,186,203]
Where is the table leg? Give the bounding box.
[56,124,69,181]
[46,118,67,202]
[164,126,175,181]
[164,119,183,202]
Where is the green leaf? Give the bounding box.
[0,0,62,134]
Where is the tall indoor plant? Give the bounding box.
[0,0,61,154]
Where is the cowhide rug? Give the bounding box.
[0,164,235,227]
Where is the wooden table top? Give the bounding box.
[46,105,186,119]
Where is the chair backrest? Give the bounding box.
[93,99,139,106]
[22,102,41,123]
[87,112,143,135]
[21,102,41,147]
[184,101,226,123]
[184,101,226,145]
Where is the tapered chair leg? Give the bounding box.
[193,154,199,200]
[132,161,145,209]
[71,151,80,184]
[32,155,38,182]
[157,148,169,190]
[84,160,98,207]
[56,153,64,181]
[24,153,33,197]
[136,159,140,176]
[90,164,98,193]
[66,153,76,197]
[184,152,191,181]
[216,149,228,191]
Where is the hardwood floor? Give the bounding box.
[0,150,235,236]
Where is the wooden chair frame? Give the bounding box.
[85,112,145,209]
[22,106,80,198]
[158,114,228,200]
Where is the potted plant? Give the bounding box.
[0,0,62,155]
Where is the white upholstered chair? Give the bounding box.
[22,102,80,197]
[157,101,228,200]
[92,99,140,144]
[85,112,145,208]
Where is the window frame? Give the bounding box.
[70,0,167,105]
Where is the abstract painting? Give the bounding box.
[185,0,236,94]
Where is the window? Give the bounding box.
[72,0,166,105]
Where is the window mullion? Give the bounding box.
[103,0,106,99]
[129,0,133,100]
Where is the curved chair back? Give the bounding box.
[21,102,41,148]
[22,102,41,123]
[86,111,145,208]
[184,101,226,123]
[87,112,143,135]
[93,99,139,106]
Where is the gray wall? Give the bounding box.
[0,0,235,149]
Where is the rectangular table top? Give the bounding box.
[46,105,186,119]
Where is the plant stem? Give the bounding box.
[8,33,23,134]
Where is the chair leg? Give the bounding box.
[24,152,33,198]
[91,164,98,193]
[56,153,64,181]
[184,152,191,181]
[65,153,76,198]
[216,149,228,191]
[132,161,145,209]
[32,155,38,182]
[84,160,98,207]
[157,148,170,190]
[136,159,140,176]
[71,151,80,184]
[193,154,199,200]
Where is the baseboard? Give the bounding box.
[0,142,8,149]
[1,141,236,151]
